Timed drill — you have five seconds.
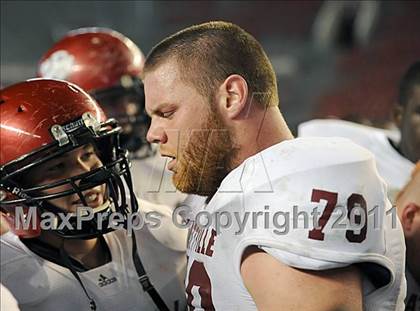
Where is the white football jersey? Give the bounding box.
[130,153,187,207]
[298,119,415,203]
[1,283,20,311]
[185,137,406,310]
[1,218,187,311]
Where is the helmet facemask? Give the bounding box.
[91,76,153,157]
[0,114,138,240]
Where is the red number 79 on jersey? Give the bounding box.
[308,189,367,243]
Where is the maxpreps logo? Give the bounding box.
[97,274,117,287]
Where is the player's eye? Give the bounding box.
[80,151,95,162]
[160,109,175,119]
[80,145,97,162]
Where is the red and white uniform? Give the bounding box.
[298,119,415,203]
[185,137,406,310]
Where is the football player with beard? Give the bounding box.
[298,62,420,203]
[37,27,194,207]
[396,162,420,311]
[143,21,406,310]
[0,79,186,310]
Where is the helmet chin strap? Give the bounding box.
[29,198,113,311]
[120,163,172,311]
[4,150,171,309]
[59,241,97,310]
[65,200,113,218]
[46,199,114,310]
[46,168,171,310]
[40,166,128,239]
[49,200,113,231]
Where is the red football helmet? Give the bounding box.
[0,79,138,239]
[38,28,150,155]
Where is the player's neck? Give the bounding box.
[406,241,420,285]
[67,237,110,269]
[231,106,293,169]
[39,231,109,268]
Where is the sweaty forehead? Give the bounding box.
[143,60,181,110]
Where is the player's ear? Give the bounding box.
[400,203,419,236]
[217,74,248,120]
[393,104,404,128]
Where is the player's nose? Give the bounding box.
[147,120,167,144]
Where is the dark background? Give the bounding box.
[2,0,420,131]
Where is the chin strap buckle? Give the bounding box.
[82,112,101,135]
[138,275,153,292]
[51,124,69,146]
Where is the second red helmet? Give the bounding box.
[37,28,145,92]
[38,28,150,154]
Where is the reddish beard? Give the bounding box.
[173,109,236,197]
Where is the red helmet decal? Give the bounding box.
[38,28,145,92]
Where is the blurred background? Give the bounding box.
[1,0,419,132]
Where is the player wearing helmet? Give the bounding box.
[37,27,192,207]
[0,79,186,311]
[37,28,146,154]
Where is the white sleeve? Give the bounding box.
[298,119,383,152]
[233,154,397,278]
[298,119,358,138]
[0,232,50,305]
[1,283,20,311]
[137,198,188,252]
